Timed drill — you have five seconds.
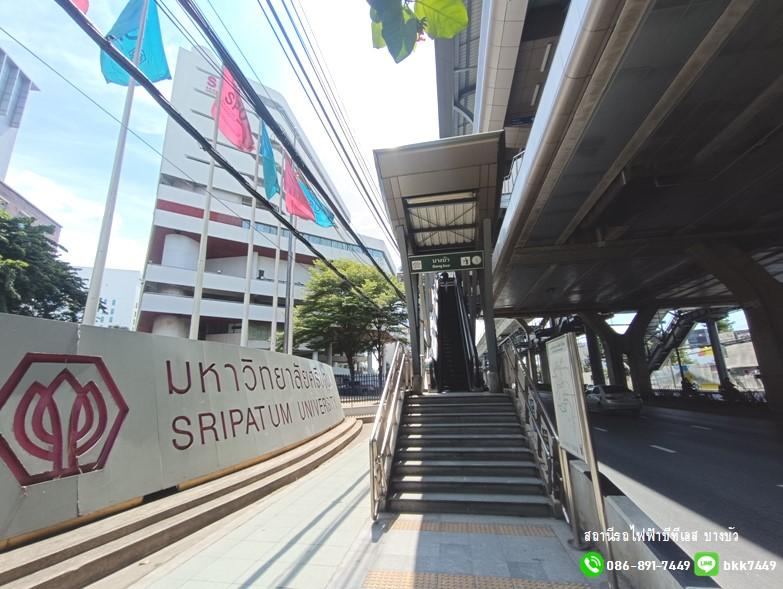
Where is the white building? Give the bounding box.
[137,48,395,349]
[76,267,141,329]
[0,47,37,182]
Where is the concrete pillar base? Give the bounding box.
[486,371,500,394]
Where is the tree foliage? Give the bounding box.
[0,211,87,321]
[293,259,406,381]
[369,0,469,63]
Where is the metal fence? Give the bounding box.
[336,372,382,404]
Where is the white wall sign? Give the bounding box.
[546,333,586,460]
[0,314,344,542]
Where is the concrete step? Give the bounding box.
[400,423,523,435]
[395,446,533,461]
[413,393,509,402]
[403,412,519,424]
[394,460,539,477]
[0,419,362,589]
[387,492,553,517]
[404,402,514,414]
[397,433,526,447]
[390,475,545,495]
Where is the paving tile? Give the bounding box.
[191,558,256,583]
[126,434,593,589]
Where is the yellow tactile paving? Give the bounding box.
[387,519,556,537]
[363,570,590,589]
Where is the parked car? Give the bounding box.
[585,385,642,416]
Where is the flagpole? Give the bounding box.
[189,72,224,340]
[283,214,298,355]
[83,0,150,326]
[269,199,283,352]
[240,119,262,347]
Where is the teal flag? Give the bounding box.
[100,0,171,86]
[261,123,280,199]
[298,180,334,228]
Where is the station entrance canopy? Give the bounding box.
[374,131,504,257]
[374,131,505,392]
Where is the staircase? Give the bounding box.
[386,392,552,517]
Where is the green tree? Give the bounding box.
[0,211,87,321]
[369,0,469,63]
[293,259,406,383]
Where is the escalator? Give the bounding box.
[436,275,479,392]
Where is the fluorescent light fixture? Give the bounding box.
[531,84,541,107]
[541,43,552,72]
[405,192,475,205]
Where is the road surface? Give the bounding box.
[588,406,783,589]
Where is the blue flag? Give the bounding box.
[261,123,280,200]
[298,180,334,228]
[100,0,171,86]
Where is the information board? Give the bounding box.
[546,333,587,460]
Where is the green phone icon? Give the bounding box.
[694,552,720,576]
[580,550,605,577]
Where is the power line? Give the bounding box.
[257,0,398,247]
[195,0,386,274]
[279,0,396,246]
[283,0,394,237]
[174,0,404,300]
[50,0,388,312]
[0,24,309,276]
[149,4,390,275]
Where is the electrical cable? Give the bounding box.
[175,0,404,299]
[50,0,387,311]
[195,0,386,274]
[257,0,398,247]
[282,0,394,238]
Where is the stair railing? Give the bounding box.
[369,342,409,520]
[499,336,570,520]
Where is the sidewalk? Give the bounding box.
[99,429,599,589]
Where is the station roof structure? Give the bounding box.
[374,131,504,256]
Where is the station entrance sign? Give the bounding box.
[408,250,484,274]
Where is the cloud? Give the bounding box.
[4,169,147,271]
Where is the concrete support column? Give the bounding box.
[585,328,605,385]
[396,225,422,393]
[581,313,626,386]
[481,218,500,393]
[539,346,550,385]
[690,241,783,411]
[706,318,730,387]
[625,308,657,399]
[580,310,656,392]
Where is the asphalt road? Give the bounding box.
[586,406,783,589]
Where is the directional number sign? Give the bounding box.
[408,250,484,274]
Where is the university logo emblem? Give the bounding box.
[0,354,128,485]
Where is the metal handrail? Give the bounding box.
[499,337,565,516]
[454,278,478,389]
[369,342,409,520]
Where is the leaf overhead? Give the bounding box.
[415,0,468,39]
[367,0,468,62]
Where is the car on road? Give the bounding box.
[585,384,642,416]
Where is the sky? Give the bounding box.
[0,0,439,272]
